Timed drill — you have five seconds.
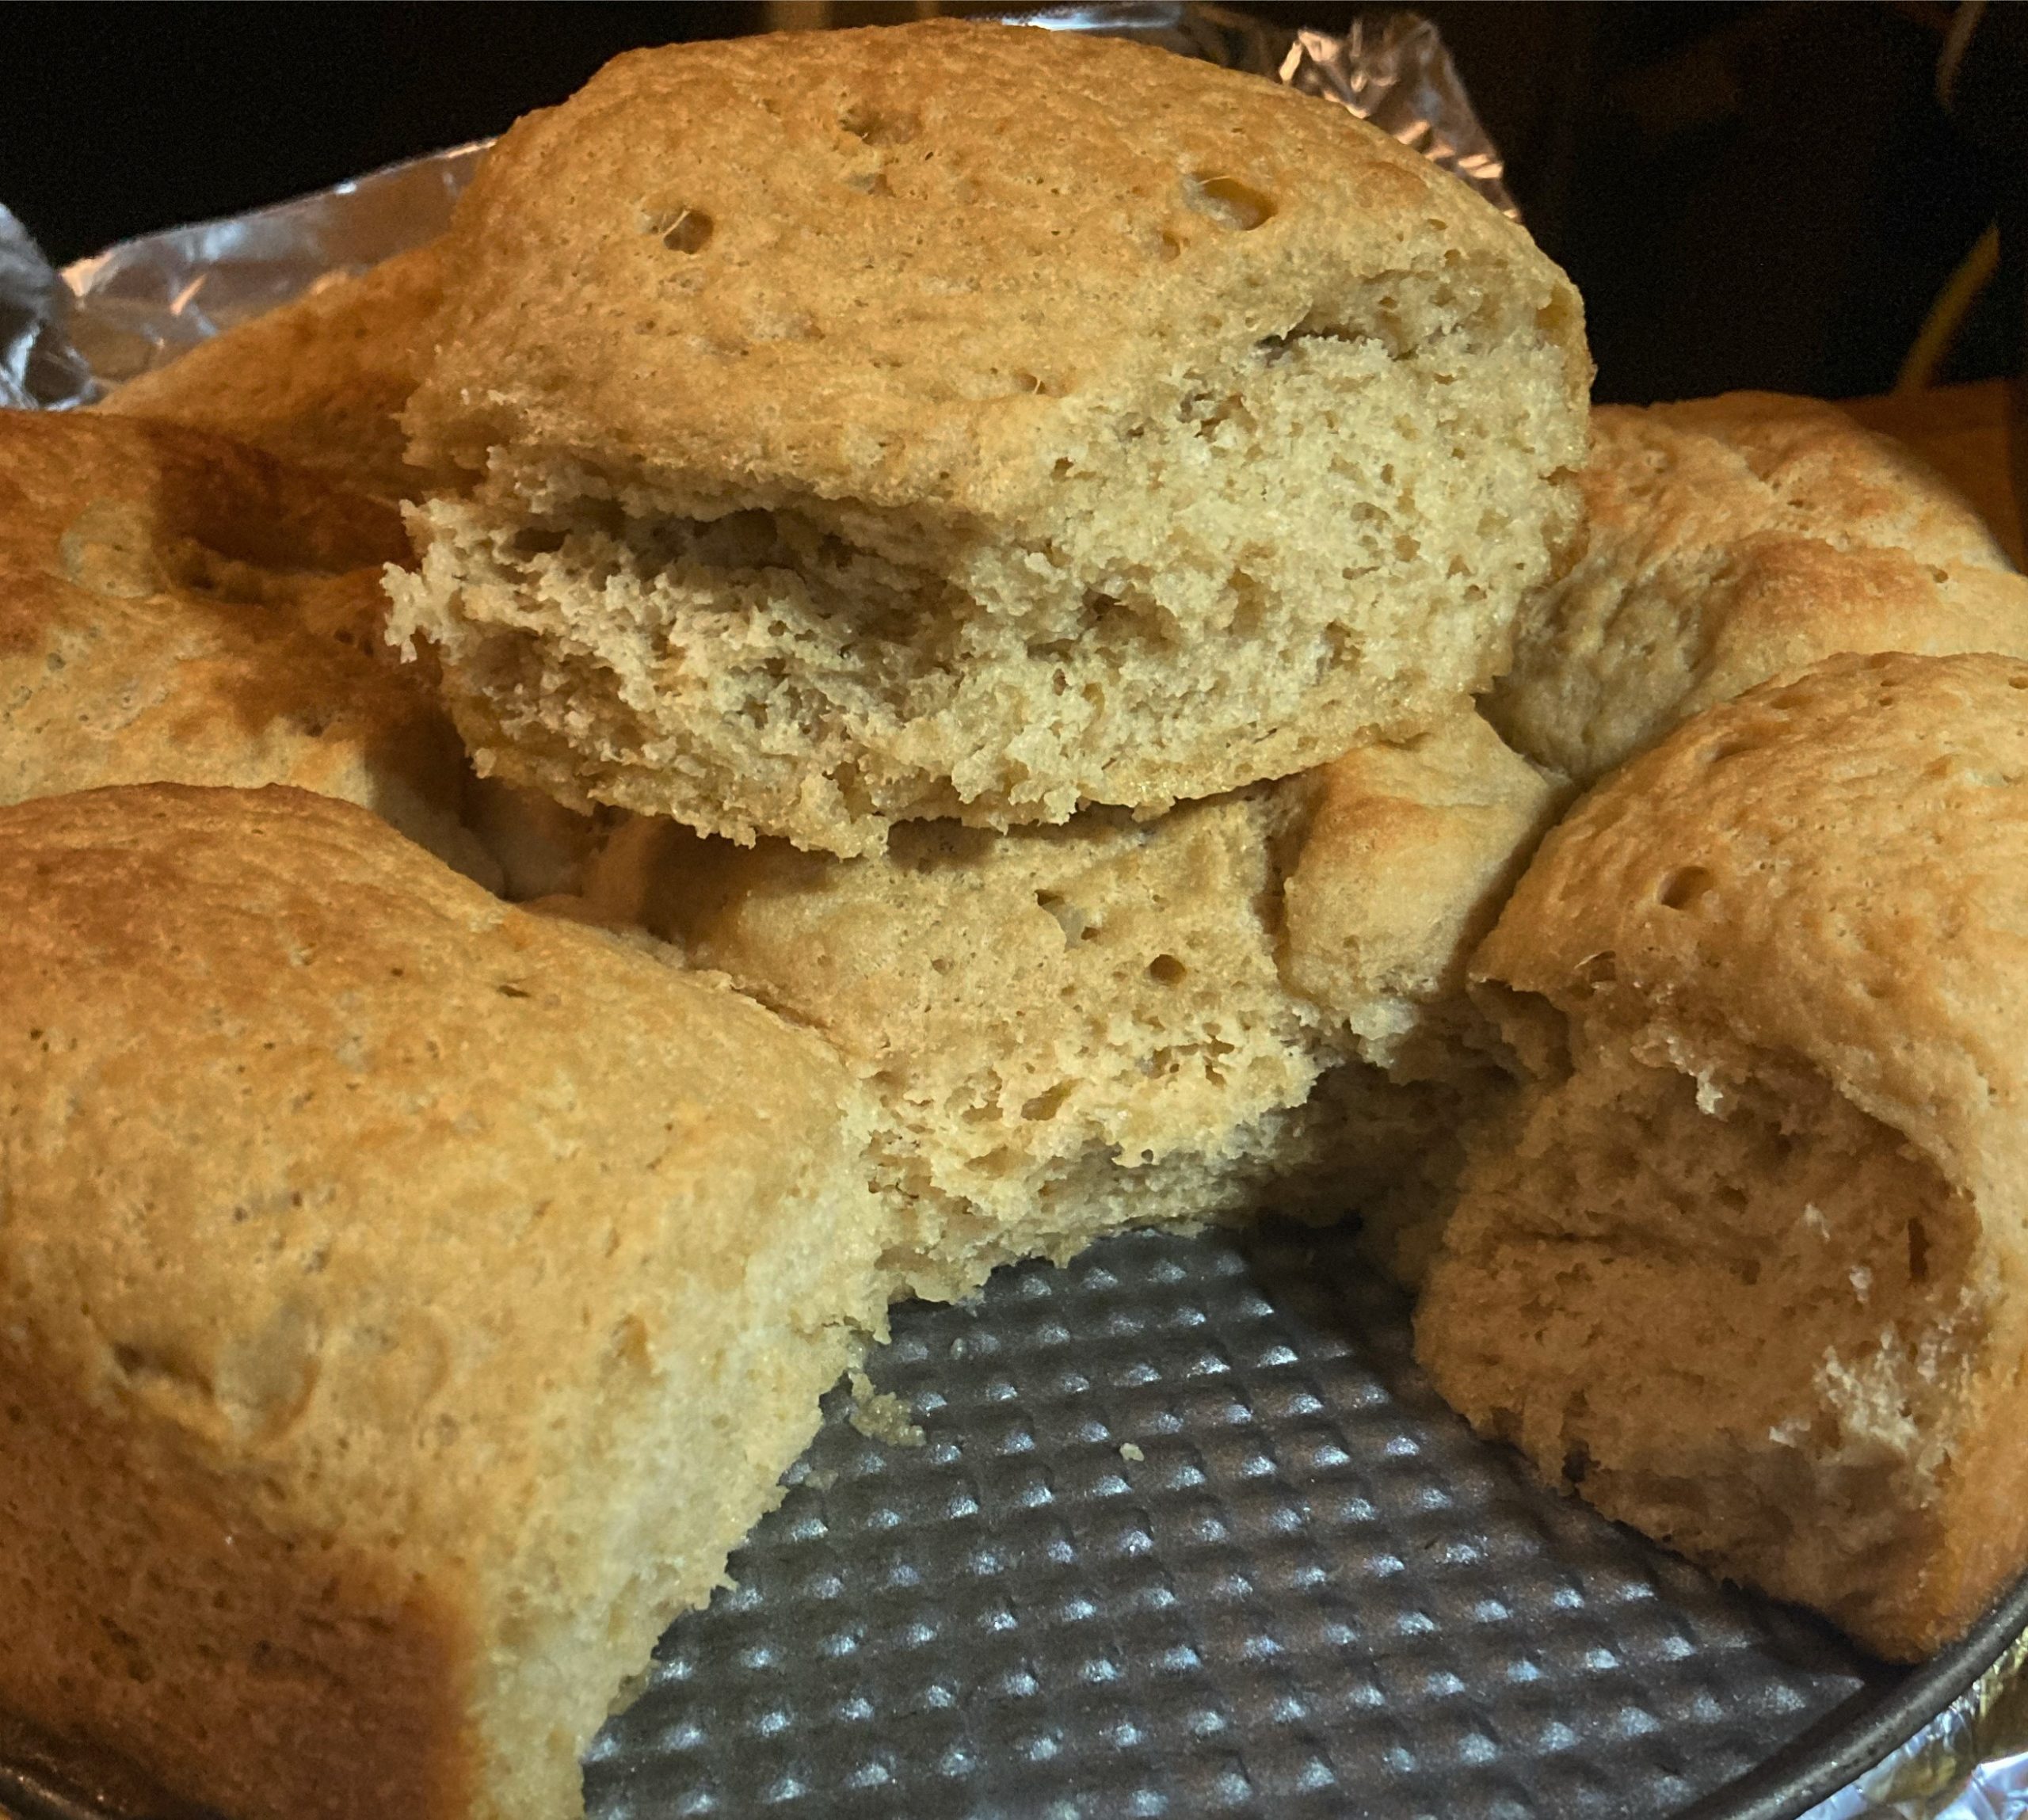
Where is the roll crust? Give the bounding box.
[0,409,494,882]
[1420,652,2028,1659]
[1490,393,2028,785]
[100,242,448,504]
[392,21,1588,853]
[0,784,886,1819]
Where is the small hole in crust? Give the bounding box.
[1147,954,1187,986]
[610,1314,652,1375]
[654,208,715,253]
[840,105,918,146]
[1655,866,1715,910]
[1184,173,1276,230]
[1574,951,1617,988]
[2011,674,2028,691]
[1908,1218,1931,1283]
[1699,737,1756,766]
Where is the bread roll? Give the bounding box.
[0,783,887,1820]
[99,241,446,503]
[1282,712,1567,1079]
[571,712,1554,1300]
[390,21,1588,855]
[0,409,494,883]
[1489,393,2028,786]
[1418,652,2028,1660]
[593,791,1341,1299]
[1282,714,1568,1284]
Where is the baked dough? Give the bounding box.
[1281,714,1568,1283]
[593,790,1344,1299]
[1489,393,2028,786]
[570,710,1557,1300]
[390,21,1588,855]
[0,409,494,883]
[0,783,887,1820]
[99,241,447,503]
[1282,712,1567,1079]
[1418,651,2028,1660]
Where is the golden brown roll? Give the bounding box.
[0,783,887,1820]
[1279,714,1569,1284]
[391,21,1588,855]
[1281,712,1567,1080]
[1419,651,2028,1660]
[0,409,494,883]
[566,711,1556,1300]
[98,241,447,503]
[1489,393,2028,786]
[594,790,1343,1300]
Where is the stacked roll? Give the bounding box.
[6,17,2028,1820]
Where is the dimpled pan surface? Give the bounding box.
[587,1220,2026,1820]
[6,1219,2025,1820]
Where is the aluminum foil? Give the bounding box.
[1811,1626,2028,1820]
[59,144,487,397]
[6,6,1509,413]
[0,7,2021,1817]
[0,205,92,410]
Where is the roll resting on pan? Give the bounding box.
[2,17,2027,1820]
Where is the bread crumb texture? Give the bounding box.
[562,707,1550,1304]
[390,21,1588,854]
[0,409,498,885]
[1492,392,2028,786]
[1419,651,2028,1659]
[0,785,886,1820]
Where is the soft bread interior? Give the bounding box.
[589,792,1340,1299]
[1416,1015,1997,1660]
[391,271,1576,853]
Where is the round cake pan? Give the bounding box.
[2,1217,2022,1820]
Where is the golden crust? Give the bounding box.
[0,409,493,882]
[0,783,885,1820]
[1282,713,1568,1077]
[392,21,1588,854]
[409,22,1582,512]
[1421,652,2028,1659]
[100,242,447,503]
[1489,393,2028,785]
[1478,651,2028,1193]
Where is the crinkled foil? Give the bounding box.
[996,4,1512,215]
[0,205,93,409]
[1813,1628,2028,1820]
[0,6,2022,1818]
[7,6,1508,413]
[57,143,488,396]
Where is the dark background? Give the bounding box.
[4,2,2016,405]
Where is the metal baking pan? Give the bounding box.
[9,1217,2020,1820]
[4,6,2022,1807]
[579,1220,2028,1820]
